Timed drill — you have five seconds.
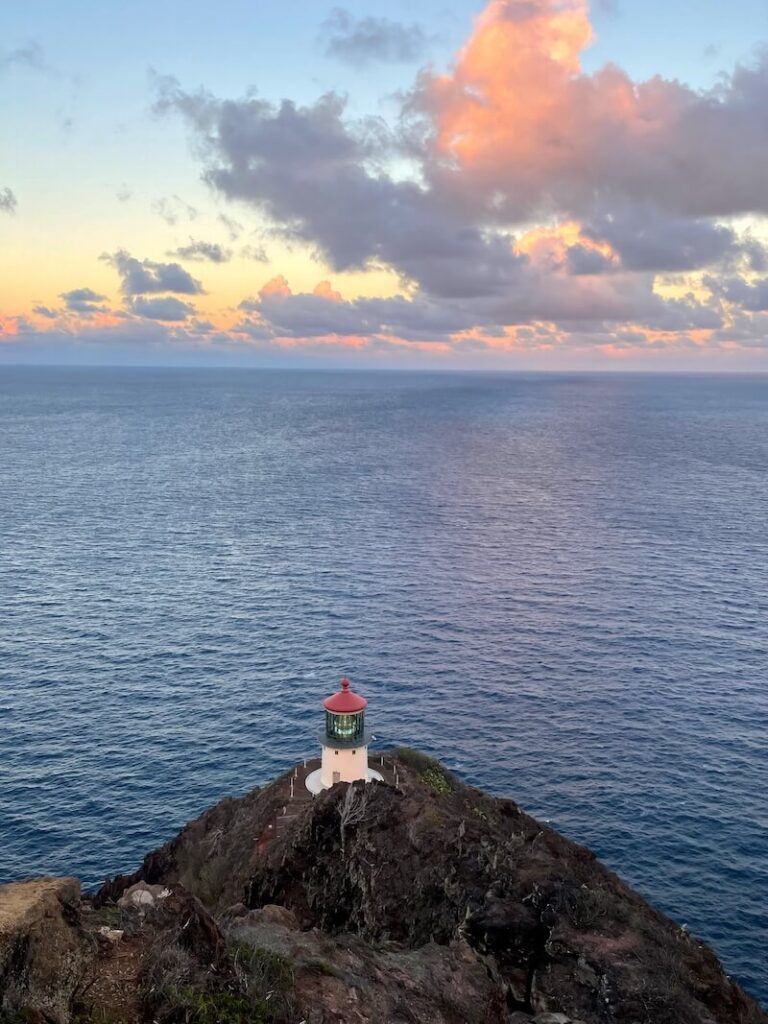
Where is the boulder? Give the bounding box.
[116,881,170,911]
[146,885,225,964]
[0,877,92,1024]
[249,904,300,929]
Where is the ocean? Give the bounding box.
[0,367,766,1001]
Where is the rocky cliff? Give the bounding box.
[1,749,765,1024]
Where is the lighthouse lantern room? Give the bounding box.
[305,677,383,794]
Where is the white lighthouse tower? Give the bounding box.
[305,677,383,794]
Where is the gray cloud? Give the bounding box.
[103,250,204,296]
[0,187,17,213]
[321,9,428,67]
[240,265,720,346]
[129,295,197,321]
[217,213,244,241]
[152,195,198,226]
[154,84,526,300]
[60,287,108,313]
[566,245,615,276]
[582,204,740,272]
[240,243,268,262]
[743,240,768,273]
[0,41,47,75]
[169,239,232,263]
[715,276,768,312]
[242,289,480,342]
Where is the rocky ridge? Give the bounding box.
[1,749,765,1024]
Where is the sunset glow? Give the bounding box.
[2,0,767,367]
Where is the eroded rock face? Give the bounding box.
[0,877,91,1024]
[226,906,506,1024]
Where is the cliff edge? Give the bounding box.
[1,750,765,1024]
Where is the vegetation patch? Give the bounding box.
[141,938,296,1024]
[302,958,341,978]
[392,748,455,794]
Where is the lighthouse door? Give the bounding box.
[333,771,341,784]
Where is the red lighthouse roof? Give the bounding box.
[323,677,368,713]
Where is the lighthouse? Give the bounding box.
[305,677,383,794]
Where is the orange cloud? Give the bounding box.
[0,316,20,339]
[313,280,343,301]
[259,274,292,299]
[423,0,594,190]
[273,333,368,350]
[516,220,616,268]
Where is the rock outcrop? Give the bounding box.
[1,750,766,1024]
[0,877,90,1024]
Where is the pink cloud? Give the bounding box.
[414,0,768,220]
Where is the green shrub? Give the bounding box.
[422,766,452,794]
[228,944,295,1023]
[392,748,454,794]
[162,987,266,1024]
[141,939,296,1024]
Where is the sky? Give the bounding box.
[2,0,768,369]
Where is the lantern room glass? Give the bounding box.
[326,710,365,742]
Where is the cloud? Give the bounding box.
[259,274,292,299]
[60,287,108,313]
[129,296,197,321]
[0,187,17,214]
[0,41,48,75]
[313,280,342,301]
[240,243,268,262]
[565,244,615,276]
[152,194,198,226]
[240,279,479,342]
[218,213,244,240]
[581,203,743,272]
[103,250,204,296]
[411,0,768,222]
[238,268,713,346]
[169,239,232,263]
[320,9,429,66]
[714,276,768,312]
